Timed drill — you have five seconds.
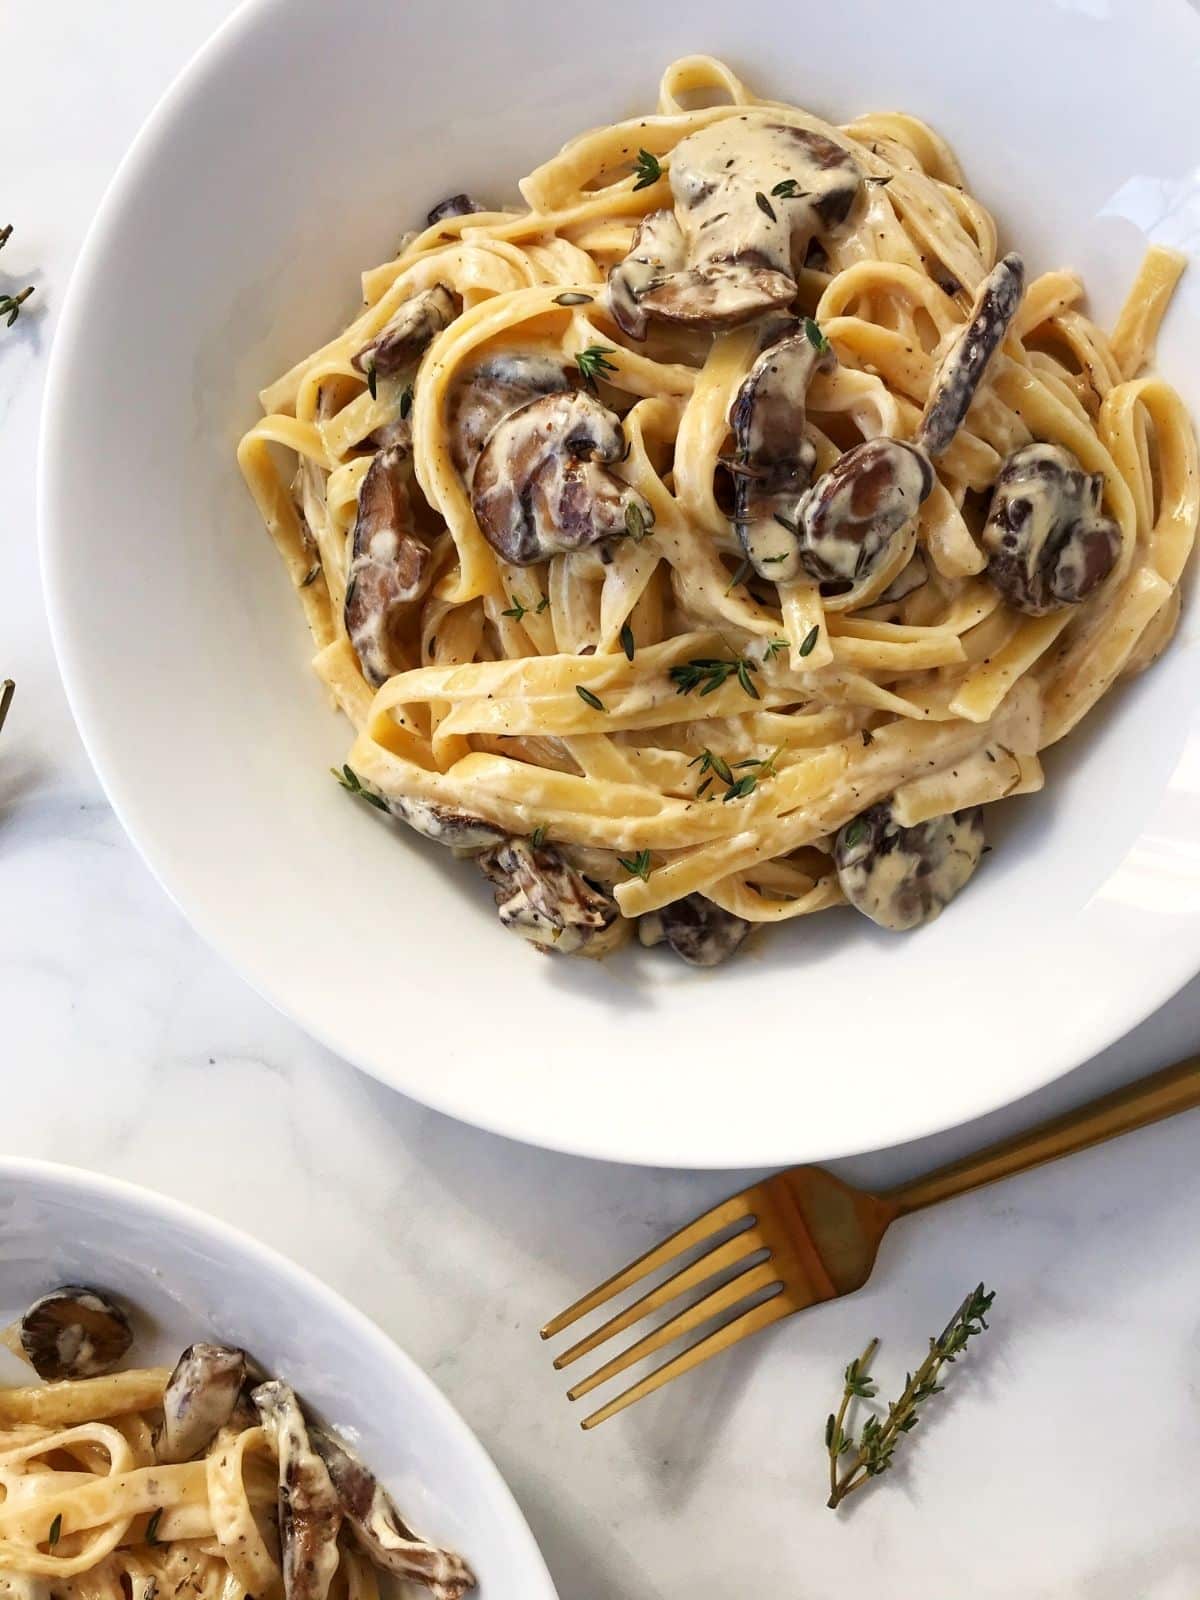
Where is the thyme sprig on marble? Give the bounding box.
[0,225,35,328]
[826,1284,995,1510]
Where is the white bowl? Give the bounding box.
[0,1159,556,1598]
[40,0,1200,1167]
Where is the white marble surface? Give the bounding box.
[6,5,1200,1594]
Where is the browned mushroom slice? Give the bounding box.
[796,437,933,585]
[426,194,485,226]
[471,392,653,566]
[639,894,751,966]
[982,442,1120,615]
[313,1431,475,1600]
[352,285,459,381]
[612,118,861,337]
[608,209,687,340]
[447,352,574,476]
[346,446,429,686]
[476,837,618,953]
[388,795,505,854]
[253,1382,342,1600]
[917,253,1024,458]
[728,322,834,579]
[157,1344,246,1464]
[834,803,985,931]
[18,1287,132,1381]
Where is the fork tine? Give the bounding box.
[566,1258,780,1402]
[579,1289,795,1430]
[553,1227,763,1371]
[540,1188,761,1340]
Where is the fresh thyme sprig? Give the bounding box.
[502,593,548,622]
[803,317,830,355]
[670,655,760,700]
[47,1513,61,1547]
[576,684,606,711]
[771,178,805,199]
[722,745,783,802]
[755,191,777,222]
[618,848,652,881]
[631,149,662,190]
[331,764,391,813]
[1,285,34,328]
[688,744,782,803]
[400,383,414,419]
[575,344,618,390]
[724,555,754,594]
[530,825,547,848]
[764,636,789,660]
[145,1508,164,1546]
[619,621,636,661]
[0,679,14,738]
[826,1284,995,1511]
[0,224,34,329]
[365,361,378,400]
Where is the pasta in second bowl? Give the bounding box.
[0,1162,556,1598]
[40,0,1200,1163]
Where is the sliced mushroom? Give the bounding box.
[18,1287,132,1381]
[981,442,1121,614]
[387,795,506,854]
[157,1344,246,1464]
[608,209,687,340]
[727,321,835,579]
[346,446,430,686]
[253,1382,342,1600]
[447,352,574,476]
[471,391,653,566]
[476,837,618,953]
[352,285,459,382]
[917,253,1024,458]
[795,437,933,585]
[609,118,861,337]
[834,803,985,931]
[638,894,751,966]
[427,194,485,226]
[313,1431,475,1600]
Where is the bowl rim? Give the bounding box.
[37,0,1200,1169]
[0,1154,559,1598]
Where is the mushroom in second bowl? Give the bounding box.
[14,1285,132,1381]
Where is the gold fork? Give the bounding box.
[542,1055,1200,1428]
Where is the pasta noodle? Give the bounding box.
[0,1291,473,1600]
[238,56,1197,964]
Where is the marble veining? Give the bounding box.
[5,5,1200,1594]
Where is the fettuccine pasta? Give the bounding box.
[238,56,1196,965]
[0,1288,472,1600]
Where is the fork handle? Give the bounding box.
[887,1054,1200,1216]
